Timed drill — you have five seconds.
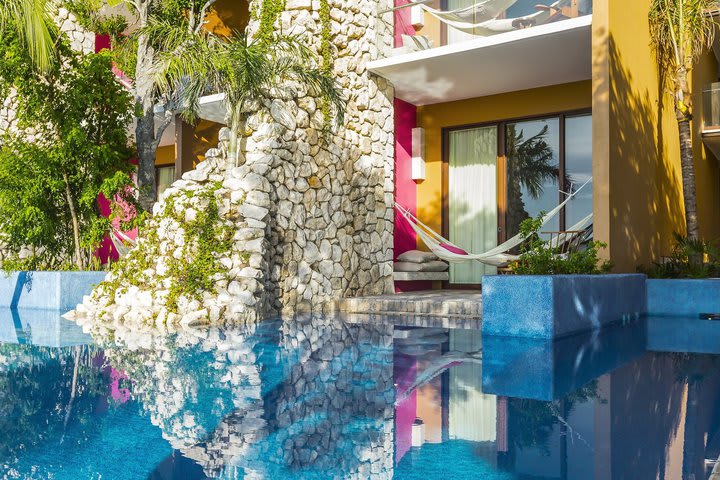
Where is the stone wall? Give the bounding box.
[248,0,396,314]
[68,0,397,325]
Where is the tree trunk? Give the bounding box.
[60,347,80,445]
[677,117,699,241]
[675,70,700,241]
[136,111,158,211]
[63,172,84,270]
[134,0,158,212]
[227,114,241,174]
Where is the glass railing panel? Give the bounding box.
[375,0,593,60]
[703,83,720,131]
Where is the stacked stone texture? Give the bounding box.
[71,147,273,329]
[69,0,396,326]
[248,0,396,315]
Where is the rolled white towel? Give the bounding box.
[394,260,449,273]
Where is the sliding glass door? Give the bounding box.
[565,115,593,229]
[444,112,592,286]
[505,118,561,238]
[448,126,498,284]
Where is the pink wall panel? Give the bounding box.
[394,0,416,47]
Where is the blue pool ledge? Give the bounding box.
[0,271,106,311]
[647,278,720,317]
[482,274,647,339]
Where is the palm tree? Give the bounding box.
[649,0,718,241]
[0,0,56,71]
[149,25,345,172]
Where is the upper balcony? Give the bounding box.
[368,0,593,105]
[702,82,720,159]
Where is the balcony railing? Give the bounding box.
[376,0,593,60]
[703,83,720,133]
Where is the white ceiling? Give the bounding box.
[368,16,593,106]
[126,94,228,148]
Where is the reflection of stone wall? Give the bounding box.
[98,323,267,455]
[97,318,395,479]
[267,316,395,477]
[178,318,395,478]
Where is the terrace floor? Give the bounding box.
[340,290,482,325]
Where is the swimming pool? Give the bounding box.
[1,310,719,479]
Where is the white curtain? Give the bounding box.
[449,126,498,284]
[449,329,497,442]
[157,166,176,197]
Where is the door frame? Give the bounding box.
[441,108,592,289]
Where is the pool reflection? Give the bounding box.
[1,315,720,479]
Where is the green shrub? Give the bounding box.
[511,214,613,275]
[0,36,136,270]
[638,233,720,278]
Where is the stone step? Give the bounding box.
[339,290,482,319]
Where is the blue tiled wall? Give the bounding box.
[647,279,720,317]
[0,271,106,311]
[482,274,647,339]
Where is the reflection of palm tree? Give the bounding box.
[506,124,559,237]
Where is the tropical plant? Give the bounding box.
[511,213,613,275]
[0,35,135,270]
[639,232,720,278]
[0,0,57,71]
[66,0,228,211]
[649,0,719,240]
[151,28,345,172]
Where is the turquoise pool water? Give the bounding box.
[1,310,719,479]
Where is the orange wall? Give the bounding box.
[179,119,223,174]
[155,145,175,167]
[415,81,592,239]
[204,0,250,36]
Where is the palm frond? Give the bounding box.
[649,0,719,89]
[0,0,57,71]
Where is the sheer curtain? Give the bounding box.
[449,126,498,284]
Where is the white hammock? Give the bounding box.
[109,227,137,258]
[395,178,592,266]
[417,0,571,36]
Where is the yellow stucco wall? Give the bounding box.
[692,52,720,242]
[593,0,720,272]
[415,81,592,238]
[180,119,222,174]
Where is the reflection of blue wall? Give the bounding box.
[0,308,92,347]
[483,320,647,400]
[647,317,720,354]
